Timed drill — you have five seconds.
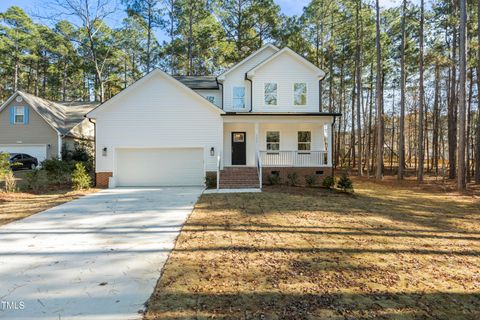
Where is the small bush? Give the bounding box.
[3,171,16,192]
[287,172,299,186]
[267,174,282,185]
[42,158,72,184]
[322,175,335,189]
[25,169,46,192]
[337,172,354,192]
[0,152,11,178]
[205,172,217,189]
[72,162,92,190]
[305,174,317,187]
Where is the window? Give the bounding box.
[294,83,307,105]
[206,96,215,104]
[266,131,280,151]
[298,131,311,151]
[233,87,245,109]
[14,106,25,124]
[264,83,277,105]
[233,132,245,142]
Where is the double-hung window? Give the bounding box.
[264,83,277,106]
[233,87,245,109]
[14,106,25,124]
[294,83,307,105]
[206,95,215,104]
[298,131,311,151]
[266,131,280,151]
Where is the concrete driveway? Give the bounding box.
[0,187,203,320]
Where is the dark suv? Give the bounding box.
[9,153,39,170]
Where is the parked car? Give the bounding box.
[9,153,38,170]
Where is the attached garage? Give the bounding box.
[115,148,205,187]
[0,144,47,163]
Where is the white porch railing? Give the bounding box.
[260,150,328,167]
[216,154,221,190]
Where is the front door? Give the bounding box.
[231,132,246,165]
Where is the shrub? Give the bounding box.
[42,158,72,184]
[3,171,16,192]
[322,175,335,189]
[305,174,317,187]
[71,162,92,190]
[337,172,354,192]
[25,169,46,192]
[267,173,282,185]
[0,152,11,178]
[205,172,217,189]
[287,172,299,186]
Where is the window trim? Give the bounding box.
[266,131,280,152]
[297,131,311,152]
[14,106,25,124]
[264,82,278,106]
[293,83,307,106]
[232,86,246,109]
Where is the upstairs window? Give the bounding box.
[298,131,311,151]
[233,87,245,109]
[266,131,280,151]
[264,83,277,106]
[294,83,307,105]
[14,107,25,124]
[206,95,215,104]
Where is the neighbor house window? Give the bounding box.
[14,106,25,124]
[233,87,245,109]
[206,95,215,104]
[264,83,277,105]
[266,131,280,151]
[298,131,311,151]
[294,83,307,105]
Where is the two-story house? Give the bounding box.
[86,44,341,189]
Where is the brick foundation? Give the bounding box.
[262,167,333,186]
[96,172,113,188]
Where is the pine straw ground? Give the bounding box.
[145,177,480,320]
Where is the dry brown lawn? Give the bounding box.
[145,177,480,320]
[0,188,98,226]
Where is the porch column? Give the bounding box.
[254,122,259,161]
[327,122,333,166]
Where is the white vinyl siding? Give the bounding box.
[250,53,319,112]
[194,89,222,107]
[93,72,223,177]
[221,46,278,112]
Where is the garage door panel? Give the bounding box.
[0,145,47,162]
[116,148,204,187]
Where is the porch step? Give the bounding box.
[219,167,260,189]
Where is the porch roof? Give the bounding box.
[222,112,342,117]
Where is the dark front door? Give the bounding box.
[231,132,246,165]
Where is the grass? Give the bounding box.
[145,177,480,319]
[0,170,98,226]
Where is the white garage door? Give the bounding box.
[0,144,47,163]
[115,148,204,187]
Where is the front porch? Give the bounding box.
[217,114,336,189]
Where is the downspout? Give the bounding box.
[318,72,328,112]
[58,133,63,159]
[88,117,96,186]
[217,78,224,110]
[331,115,336,178]
[245,74,253,112]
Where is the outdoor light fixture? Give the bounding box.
[102,147,108,157]
[210,147,215,156]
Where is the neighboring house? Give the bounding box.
[0,91,98,162]
[87,44,341,188]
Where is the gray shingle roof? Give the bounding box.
[17,91,98,137]
[174,76,219,89]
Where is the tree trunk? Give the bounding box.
[398,0,407,180]
[417,0,425,181]
[375,0,384,180]
[457,0,467,191]
[355,0,363,176]
[448,9,458,180]
[432,64,440,175]
[475,0,480,184]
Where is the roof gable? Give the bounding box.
[87,69,224,118]
[246,47,326,79]
[217,44,279,81]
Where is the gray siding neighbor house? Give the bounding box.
[0,91,98,162]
